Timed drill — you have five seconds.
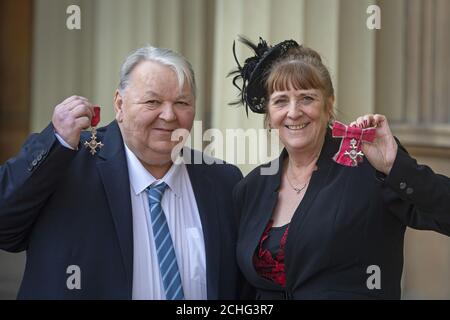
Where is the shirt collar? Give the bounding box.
[124,143,184,197]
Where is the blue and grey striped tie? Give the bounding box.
[146,182,184,300]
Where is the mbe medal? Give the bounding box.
[331,121,376,167]
[84,106,103,155]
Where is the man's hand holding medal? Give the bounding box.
[51,95,102,155]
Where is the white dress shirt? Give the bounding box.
[124,145,207,300]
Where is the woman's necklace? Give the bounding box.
[285,150,320,195]
[286,169,308,194]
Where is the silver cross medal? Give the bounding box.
[344,138,364,166]
[84,128,104,155]
[84,106,104,155]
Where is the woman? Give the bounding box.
[230,36,450,299]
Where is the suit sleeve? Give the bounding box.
[0,123,78,252]
[383,146,450,234]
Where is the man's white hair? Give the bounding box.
[118,46,196,97]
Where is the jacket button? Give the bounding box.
[37,154,42,161]
[399,182,407,190]
[406,187,414,195]
[32,159,38,166]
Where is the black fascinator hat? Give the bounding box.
[229,36,300,115]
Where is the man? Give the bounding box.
[0,46,243,299]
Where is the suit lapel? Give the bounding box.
[185,149,220,300]
[245,131,339,290]
[284,130,338,283]
[248,191,283,290]
[95,121,133,298]
[244,159,282,289]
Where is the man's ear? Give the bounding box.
[114,90,124,122]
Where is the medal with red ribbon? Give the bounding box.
[332,121,376,167]
[84,106,104,155]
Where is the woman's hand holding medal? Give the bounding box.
[350,114,398,175]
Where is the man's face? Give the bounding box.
[114,60,195,166]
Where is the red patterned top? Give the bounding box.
[253,219,289,287]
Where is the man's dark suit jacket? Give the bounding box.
[0,121,243,299]
[233,130,450,299]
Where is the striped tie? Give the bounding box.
[146,182,184,300]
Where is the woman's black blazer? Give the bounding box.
[233,130,450,299]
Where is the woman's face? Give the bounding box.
[267,87,332,154]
